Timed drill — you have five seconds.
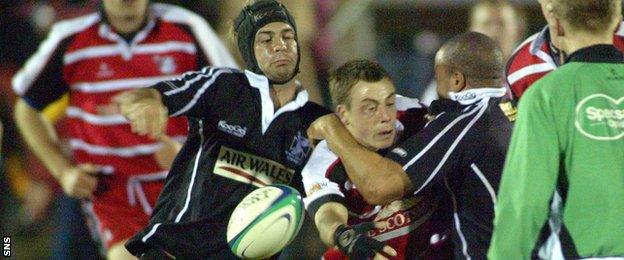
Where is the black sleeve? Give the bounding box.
[152,67,241,118]
[307,194,346,221]
[386,105,485,195]
[16,36,73,111]
[397,107,429,141]
[300,102,332,129]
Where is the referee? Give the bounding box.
[489,0,624,258]
[308,32,515,259]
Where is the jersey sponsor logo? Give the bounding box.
[306,182,328,196]
[217,120,247,138]
[575,94,624,140]
[286,131,311,165]
[391,147,407,157]
[214,146,295,187]
[368,196,436,241]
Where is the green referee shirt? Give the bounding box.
[489,44,624,259]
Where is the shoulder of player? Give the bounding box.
[302,140,340,177]
[151,3,207,27]
[506,32,543,73]
[520,64,579,103]
[192,66,244,81]
[47,13,101,43]
[298,101,332,121]
[614,21,624,39]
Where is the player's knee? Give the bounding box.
[107,240,137,260]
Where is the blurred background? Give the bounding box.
[0,0,545,258]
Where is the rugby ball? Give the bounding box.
[227,184,305,259]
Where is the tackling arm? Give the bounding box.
[310,115,413,205]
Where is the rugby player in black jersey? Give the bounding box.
[114,1,329,258]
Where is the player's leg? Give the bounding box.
[107,240,137,260]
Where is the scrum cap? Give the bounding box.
[234,0,300,83]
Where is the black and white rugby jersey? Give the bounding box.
[126,67,329,258]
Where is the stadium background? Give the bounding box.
[0,0,548,258]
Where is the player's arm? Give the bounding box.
[310,111,469,205]
[488,86,560,259]
[14,100,98,199]
[314,202,348,246]
[308,115,411,205]
[115,67,235,137]
[12,29,98,199]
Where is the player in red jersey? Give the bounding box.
[302,60,451,260]
[12,0,236,258]
[506,0,624,99]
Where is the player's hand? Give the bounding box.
[113,89,168,139]
[58,164,99,200]
[307,114,342,145]
[333,222,397,260]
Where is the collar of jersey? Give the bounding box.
[530,26,561,67]
[565,44,623,64]
[97,7,156,59]
[244,70,310,134]
[448,87,507,105]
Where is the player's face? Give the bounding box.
[470,5,522,58]
[338,78,397,151]
[254,22,298,84]
[102,0,149,20]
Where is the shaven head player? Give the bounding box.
[116,0,329,258]
[302,60,451,260]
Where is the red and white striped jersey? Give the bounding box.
[506,23,624,99]
[302,96,449,259]
[11,4,237,245]
[13,3,236,179]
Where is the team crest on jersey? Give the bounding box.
[96,62,114,78]
[153,55,177,74]
[286,131,311,165]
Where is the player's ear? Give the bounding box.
[452,72,466,91]
[555,18,565,37]
[336,104,350,125]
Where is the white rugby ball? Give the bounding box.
[227,184,305,259]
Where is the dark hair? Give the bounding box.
[329,60,391,108]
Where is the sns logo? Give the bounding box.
[3,236,10,257]
[575,94,624,141]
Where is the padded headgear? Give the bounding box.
[233,0,300,84]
